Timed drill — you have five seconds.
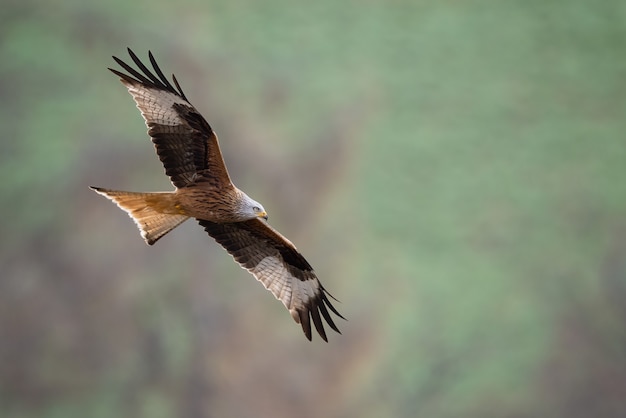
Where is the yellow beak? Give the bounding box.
[258,211,268,220]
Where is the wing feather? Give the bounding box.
[109,48,231,188]
[198,218,344,341]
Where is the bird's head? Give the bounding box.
[252,203,268,221]
[240,192,268,221]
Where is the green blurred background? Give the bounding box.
[2,0,626,417]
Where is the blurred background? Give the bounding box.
[2,0,626,417]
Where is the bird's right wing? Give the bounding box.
[109,48,232,189]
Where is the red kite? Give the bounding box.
[91,49,343,341]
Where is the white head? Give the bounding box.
[238,191,268,221]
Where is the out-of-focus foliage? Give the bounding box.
[1,0,625,417]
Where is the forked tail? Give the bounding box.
[90,187,189,245]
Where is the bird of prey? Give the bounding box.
[91,49,344,341]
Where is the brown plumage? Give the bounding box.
[91,48,344,341]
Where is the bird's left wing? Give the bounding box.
[198,218,344,341]
[109,48,232,189]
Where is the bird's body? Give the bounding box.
[91,49,343,341]
[177,185,247,222]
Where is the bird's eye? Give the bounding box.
[253,206,260,212]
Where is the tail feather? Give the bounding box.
[90,186,189,245]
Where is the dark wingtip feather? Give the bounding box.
[318,299,341,334]
[322,289,346,321]
[108,67,134,84]
[127,48,162,86]
[110,49,189,101]
[147,50,177,93]
[299,310,313,341]
[310,306,328,342]
[300,291,347,342]
[171,74,188,101]
[296,288,345,342]
[111,55,153,85]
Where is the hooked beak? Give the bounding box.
[257,211,268,221]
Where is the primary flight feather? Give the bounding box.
[91,48,344,341]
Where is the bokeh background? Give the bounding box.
[2,0,626,417]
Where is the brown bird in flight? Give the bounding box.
[91,48,343,341]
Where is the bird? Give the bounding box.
[90,48,344,341]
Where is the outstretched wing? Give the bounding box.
[198,218,344,341]
[109,48,231,188]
